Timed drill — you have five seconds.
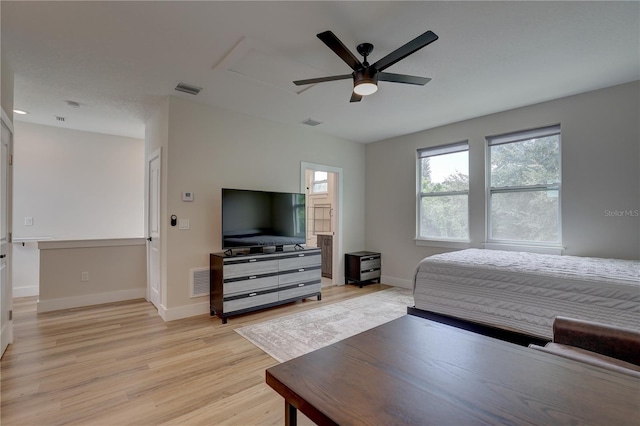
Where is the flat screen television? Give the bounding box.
[221,188,306,253]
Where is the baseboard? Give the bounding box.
[161,301,209,321]
[37,288,146,313]
[13,285,39,298]
[380,275,413,290]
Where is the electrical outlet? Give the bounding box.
[81,272,89,282]
[24,217,33,226]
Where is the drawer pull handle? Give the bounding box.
[249,292,257,297]
[249,276,257,279]
[298,268,305,272]
[298,283,305,287]
[370,269,375,272]
[298,254,305,257]
[249,259,257,262]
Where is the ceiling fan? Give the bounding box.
[293,30,438,102]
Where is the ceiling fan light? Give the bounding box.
[353,82,378,96]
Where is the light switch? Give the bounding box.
[25,217,33,226]
[179,219,190,230]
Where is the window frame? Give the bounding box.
[485,124,562,248]
[416,141,470,244]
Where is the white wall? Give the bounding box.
[13,122,145,239]
[1,51,14,123]
[151,96,365,319]
[12,122,145,295]
[366,81,640,288]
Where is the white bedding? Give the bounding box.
[413,249,640,339]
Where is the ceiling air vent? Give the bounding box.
[55,116,66,122]
[301,118,323,127]
[175,82,202,95]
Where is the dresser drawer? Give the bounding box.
[223,258,279,279]
[279,266,321,286]
[224,274,278,297]
[224,289,279,313]
[279,282,321,301]
[279,252,321,270]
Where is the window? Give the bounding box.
[417,142,469,240]
[311,171,328,193]
[487,125,561,245]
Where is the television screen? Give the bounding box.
[222,188,306,252]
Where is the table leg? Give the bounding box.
[285,401,297,426]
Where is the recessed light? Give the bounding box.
[301,118,323,126]
[14,109,29,115]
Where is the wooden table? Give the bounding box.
[266,315,640,425]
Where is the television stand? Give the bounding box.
[210,248,322,323]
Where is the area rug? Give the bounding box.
[235,287,413,362]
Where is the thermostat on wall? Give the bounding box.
[182,192,194,202]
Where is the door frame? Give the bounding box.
[145,147,162,310]
[301,162,343,285]
[1,107,14,358]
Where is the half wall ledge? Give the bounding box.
[37,238,147,313]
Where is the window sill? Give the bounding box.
[415,238,471,249]
[483,242,564,255]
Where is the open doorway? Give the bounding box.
[301,162,342,287]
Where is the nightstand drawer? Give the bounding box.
[361,257,381,271]
[361,268,381,281]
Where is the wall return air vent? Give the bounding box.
[175,82,202,95]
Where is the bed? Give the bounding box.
[412,249,640,340]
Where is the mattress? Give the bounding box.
[413,249,640,339]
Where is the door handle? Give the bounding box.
[0,254,6,259]
[147,237,152,242]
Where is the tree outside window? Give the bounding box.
[487,125,561,245]
[417,142,469,240]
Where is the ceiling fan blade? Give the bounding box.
[378,72,432,86]
[293,74,353,86]
[372,30,438,72]
[350,92,362,103]
[317,31,363,71]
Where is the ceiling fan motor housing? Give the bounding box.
[354,67,378,84]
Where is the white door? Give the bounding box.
[0,121,12,357]
[147,149,161,310]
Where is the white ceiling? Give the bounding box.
[2,1,639,143]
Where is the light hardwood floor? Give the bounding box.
[1,284,391,425]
